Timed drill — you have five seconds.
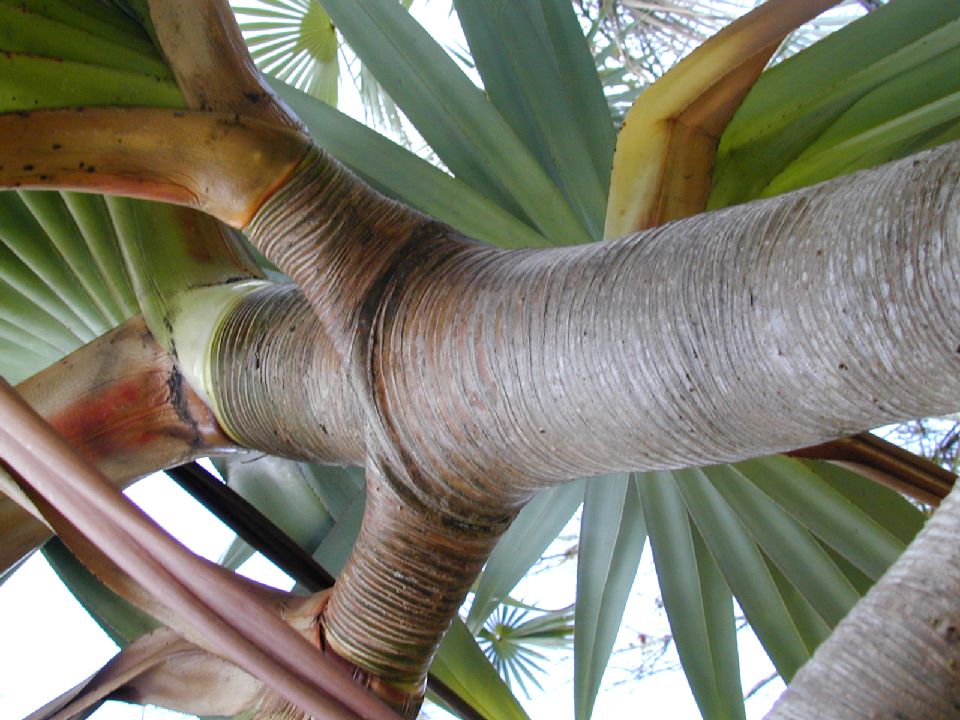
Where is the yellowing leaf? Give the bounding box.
[604,0,841,238]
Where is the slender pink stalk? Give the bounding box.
[0,377,399,720]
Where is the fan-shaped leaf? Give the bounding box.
[478,604,573,698]
[432,618,532,720]
[233,0,340,105]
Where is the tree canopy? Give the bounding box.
[1,1,959,719]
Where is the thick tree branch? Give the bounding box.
[382,148,959,491]
[146,0,306,132]
[236,141,960,488]
[221,140,960,698]
[0,108,309,227]
[209,282,364,465]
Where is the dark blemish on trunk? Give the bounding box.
[162,318,176,357]
[52,143,62,150]
[838,362,848,371]
[87,166,96,173]
[166,365,201,448]
[22,164,33,171]
[945,625,958,643]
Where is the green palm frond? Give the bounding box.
[230,0,419,140]
[476,603,575,698]
[230,0,340,105]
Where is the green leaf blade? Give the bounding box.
[711,0,960,207]
[703,464,860,628]
[452,0,609,238]
[316,0,593,244]
[673,467,812,681]
[467,479,585,630]
[735,456,907,580]
[637,472,745,720]
[268,79,551,248]
[574,474,646,720]
[432,619,532,720]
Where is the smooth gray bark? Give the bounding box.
[234,141,960,494]
[217,140,960,691]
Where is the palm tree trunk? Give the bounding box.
[210,139,960,697]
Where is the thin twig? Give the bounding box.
[745,671,780,700]
[166,463,336,591]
